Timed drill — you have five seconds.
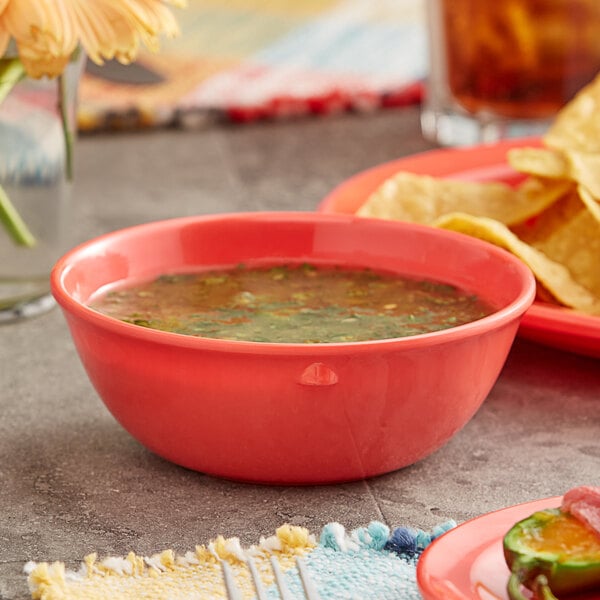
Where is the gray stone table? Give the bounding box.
[1,107,599,599]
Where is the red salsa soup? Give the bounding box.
[90,263,495,343]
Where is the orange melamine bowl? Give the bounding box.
[51,212,535,484]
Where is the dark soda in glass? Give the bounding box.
[440,0,600,119]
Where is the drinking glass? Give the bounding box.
[421,0,600,146]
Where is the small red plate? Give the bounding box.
[417,495,600,600]
[318,138,600,359]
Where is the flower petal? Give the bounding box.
[0,29,9,56]
[1,0,183,75]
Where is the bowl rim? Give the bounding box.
[51,211,537,355]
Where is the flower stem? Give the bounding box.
[58,72,74,181]
[0,184,36,247]
[0,57,37,246]
[0,58,25,104]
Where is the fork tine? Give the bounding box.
[270,556,294,600]
[247,556,269,600]
[223,555,321,600]
[296,556,321,600]
[221,561,244,600]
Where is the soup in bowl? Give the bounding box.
[51,212,535,484]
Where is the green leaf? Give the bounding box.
[0,57,38,246]
[0,58,26,105]
[0,185,37,247]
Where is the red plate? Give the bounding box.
[318,138,600,359]
[417,495,600,600]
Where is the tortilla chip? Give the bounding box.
[354,74,600,317]
[511,190,583,243]
[578,185,600,224]
[510,190,600,300]
[543,73,600,153]
[511,189,600,300]
[357,171,562,227]
[508,147,600,202]
[513,177,572,222]
[565,151,600,201]
[433,212,600,314]
[507,147,569,179]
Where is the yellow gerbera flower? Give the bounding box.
[0,0,9,56]
[0,0,184,78]
[0,0,185,247]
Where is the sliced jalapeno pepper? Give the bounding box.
[504,507,600,600]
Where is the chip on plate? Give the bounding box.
[543,73,600,153]
[356,171,566,227]
[507,147,569,180]
[354,74,600,315]
[433,213,600,314]
[508,147,600,201]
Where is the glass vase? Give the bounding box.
[0,54,84,322]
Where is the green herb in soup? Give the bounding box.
[91,263,495,343]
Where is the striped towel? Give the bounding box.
[25,519,455,599]
[78,0,427,131]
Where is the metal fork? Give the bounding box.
[222,555,321,600]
